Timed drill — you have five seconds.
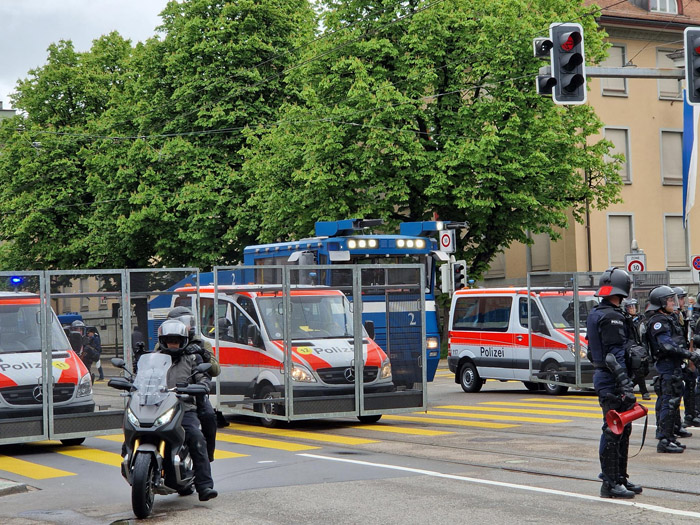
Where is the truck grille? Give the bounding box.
[317,367,378,384]
[0,384,75,405]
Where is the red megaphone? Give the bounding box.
[606,403,648,435]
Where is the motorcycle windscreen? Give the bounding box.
[132,353,172,406]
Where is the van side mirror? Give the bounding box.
[531,316,549,336]
[247,324,263,347]
[364,320,375,339]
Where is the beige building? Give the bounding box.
[484,0,700,290]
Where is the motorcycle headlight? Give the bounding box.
[380,359,392,379]
[154,408,175,427]
[126,407,139,427]
[291,365,316,383]
[76,373,92,397]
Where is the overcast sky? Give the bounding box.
[0,0,170,109]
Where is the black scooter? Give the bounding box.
[109,354,210,519]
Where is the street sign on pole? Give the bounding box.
[624,253,646,273]
[691,254,700,283]
[439,229,455,253]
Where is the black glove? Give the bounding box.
[186,343,203,356]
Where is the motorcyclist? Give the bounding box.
[156,319,217,501]
[587,267,640,498]
[646,286,700,453]
[162,306,223,462]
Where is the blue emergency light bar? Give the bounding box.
[315,218,384,237]
[9,276,24,285]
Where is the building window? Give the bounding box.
[601,45,627,96]
[530,233,551,272]
[484,252,505,279]
[661,130,683,185]
[650,0,678,14]
[608,215,633,267]
[664,215,688,268]
[657,48,682,100]
[604,127,631,183]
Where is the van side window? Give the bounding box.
[519,298,543,329]
[453,297,511,332]
[231,304,260,347]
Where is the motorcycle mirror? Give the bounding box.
[196,362,212,374]
[111,357,126,369]
[108,377,133,391]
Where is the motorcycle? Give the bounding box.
[109,354,210,519]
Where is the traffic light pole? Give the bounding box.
[539,66,684,79]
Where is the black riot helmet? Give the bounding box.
[595,267,632,298]
[167,306,196,338]
[158,319,189,356]
[672,287,687,298]
[645,285,677,313]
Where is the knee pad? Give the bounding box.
[672,376,685,397]
[669,396,682,411]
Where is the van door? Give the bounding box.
[515,297,552,379]
[452,295,514,379]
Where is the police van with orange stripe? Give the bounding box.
[0,292,94,418]
[173,285,394,424]
[447,288,596,395]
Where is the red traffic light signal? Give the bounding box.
[685,27,700,105]
[550,23,586,105]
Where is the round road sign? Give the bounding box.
[440,233,452,248]
[627,260,644,273]
[693,256,700,271]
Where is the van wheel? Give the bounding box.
[357,415,382,424]
[459,362,483,393]
[522,381,541,392]
[256,384,285,428]
[60,438,85,446]
[542,362,569,396]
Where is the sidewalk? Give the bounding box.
[0,479,27,497]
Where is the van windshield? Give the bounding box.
[0,303,71,353]
[540,294,600,330]
[257,294,354,340]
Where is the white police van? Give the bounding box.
[447,288,596,395]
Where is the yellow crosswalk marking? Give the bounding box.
[425,410,571,424]
[383,414,518,428]
[225,423,378,445]
[436,405,601,419]
[0,454,75,479]
[483,402,605,412]
[55,446,124,467]
[217,432,320,451]
[214,449,248,459]
[351,424,454,436]
[96,434,125,443]
[521,397,599,404]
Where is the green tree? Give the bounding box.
[240,0,622,278]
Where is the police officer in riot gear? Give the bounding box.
[165,306,223,462]
[587,267,640,498]
[646,286,700,452]
[672,287,700,429]
[621,298,651,400]
[156,319,217,501]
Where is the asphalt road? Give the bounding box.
[1,367,700,524]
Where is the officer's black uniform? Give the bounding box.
[587,267,640,499]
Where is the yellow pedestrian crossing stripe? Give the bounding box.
[225,423,378,445]
[217,431,320,451]
[56,446,124,467]
[352,424,454,436]
[0,454,75,480]
[383,414,518,429]
[436,404,602,419]
[424,410,571,424]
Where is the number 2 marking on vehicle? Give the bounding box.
[408,313,417,326]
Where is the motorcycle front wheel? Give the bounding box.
[131,453,156,519]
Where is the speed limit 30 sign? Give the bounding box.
[439,230,455,253]
[625,253,646,273]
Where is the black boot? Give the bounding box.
[676,428,693,438]
[600,481,635,499]
[619,477,642,494]
[657,438,684,453]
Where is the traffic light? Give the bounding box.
[685,27,700,104]
[453,261,466,291]
[440,264,452,294]
[550,23,586,105]
[533,37,556,96]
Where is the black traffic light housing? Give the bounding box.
[453,261,465,291]
[685,27,700,105]
[533,37,556,95]
[550,22,586,105]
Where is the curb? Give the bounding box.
[0,480,28,497]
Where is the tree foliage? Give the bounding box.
[0,0,621,278]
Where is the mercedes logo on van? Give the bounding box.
[344,367,355,383]
[32,385,43,402]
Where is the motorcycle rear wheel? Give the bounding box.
[132,453,156,519]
